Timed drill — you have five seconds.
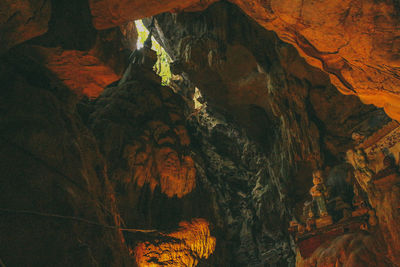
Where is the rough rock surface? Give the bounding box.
[233,0,400,122]
[89,0,216,30]
[0,0,51,53]
[135,219,216,267]
[83,62,224,267]
[2,1,400,266]
[89,71,196,198]
[149,2,394,266]
[19,45,120,98]
[88,0,400,122]
[346,123,400,264]
[2,0,136,98]
[297,232,393,267]
[0,45,132,266]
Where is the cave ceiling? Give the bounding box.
[1,0,400,266]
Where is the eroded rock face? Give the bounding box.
[17,45,120,98]
[0,46,132,266]
[149,2,394,266]
[89,75,196,198]
[2,1,399,266]
[135,219,216,267]
[346,122,400,264]
[2,0,136,99]
[88,0,400,122]
[232,0,400,122]
[85,60,220,266]
[0,0,51,53]
[89,0,217,30]
[297,232,393,267]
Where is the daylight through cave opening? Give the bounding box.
[1,0,400,266]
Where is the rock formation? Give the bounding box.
[135,219,216,267]
[1,0,400,267]
[88,0,400,122]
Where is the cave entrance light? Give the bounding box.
[135,19,172,85]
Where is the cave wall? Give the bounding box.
[148,2,396,266]
[1,0,400,266]
[87,0,400,123]
[0,46,132,266]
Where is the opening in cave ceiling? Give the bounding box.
[1,0,400,266]
[135,19,172,85]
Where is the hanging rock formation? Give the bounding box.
[88,0,400,122]
[1,0,400,267]
[88,63,196,199]
[135,219,216,267]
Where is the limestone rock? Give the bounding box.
[89,72,196,198]
[88,0,400,122]
[19,45,120,98]
[89,0,217,29]
[0,45,132,266]
[135,219,216,267]
[297,232,393,267]
[0,0,51,53]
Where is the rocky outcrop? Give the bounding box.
[0,44,132,266]
[233,0,400,122]
[0,0,51,53]
[89,0,216,30]
[89,66,196,198]
[297,232,393,267]
[2,1,399,266]
[1,0,136,98]
[18,45,120,98]
[346,122,400,263]
[149,2,394,265]
[87,0,400,122]
[135,219,216,267]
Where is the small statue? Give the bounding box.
[310,170,329,217]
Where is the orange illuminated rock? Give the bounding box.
[232,0,400,122]
[125,120,196,198]
[0,0,51,53]
[88,0,400,121]
[90,74,197,198]
[89,0,217,30]
[296,232,392,267]
[26,45,120,98]
[135,219,216,267]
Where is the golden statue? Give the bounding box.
[310,170,329,217]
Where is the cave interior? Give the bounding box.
[1,0,400,266]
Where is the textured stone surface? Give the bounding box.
[0,0,51,53]
[22,0,136,98]
[0,46,132,266]
[89,0,216,29]
[88,0,400,122]
[135,219,216,267]
[346,122,400,264]
[2,1,400,266]
[19,45,120,98]
[232,0,400,122]
[150,2,394,266]
[89,74,196,198]
[297,232,393,267]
